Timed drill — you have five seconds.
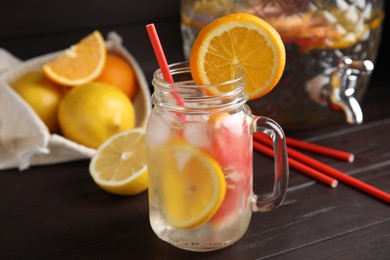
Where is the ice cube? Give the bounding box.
[220,112,244,137]
[146,112,172,148]
[183,121,211,150]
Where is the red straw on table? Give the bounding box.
[253,141,338,188]
[255,133,390,204]
[286,136,355,162]
[146,23,184,107]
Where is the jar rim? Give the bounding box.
[151,61,248,113]
[152,61,245,91]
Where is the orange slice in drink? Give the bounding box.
[43,31,106,86]
[190,13,286,100]
[156,142,226,229]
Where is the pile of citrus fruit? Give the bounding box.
[12,31,139,145]
[11,31,148,195]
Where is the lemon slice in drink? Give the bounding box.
[157,143,226,229]
[190,13,286,100]
[89,128,148,195]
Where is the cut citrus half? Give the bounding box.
[43,31,106,87]
[190,13,286,100]
[157,142,226,229]
[89,128,148,195]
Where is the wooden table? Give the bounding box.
[1,2,389,259]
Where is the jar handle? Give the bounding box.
[251,116,289,212]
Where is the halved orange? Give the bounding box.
[43,31,106,87]
[190,13,286,100]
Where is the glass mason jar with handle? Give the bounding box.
[146,61,289,251]
[181,0,384,129]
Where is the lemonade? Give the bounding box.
[145,62,288,251]
[146,66,252,250]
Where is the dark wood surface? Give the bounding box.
[1,1,389,259]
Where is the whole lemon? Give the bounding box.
[58,82,135,149]
[12,71,64,133]
[96,53,138,100]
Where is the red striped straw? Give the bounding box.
[286,136,354,162]
[146,23,184,107]
[255,133,390,204]
[253,141,338,188]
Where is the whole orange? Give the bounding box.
[96,53,138,100]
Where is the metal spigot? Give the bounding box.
[329,57,374,125]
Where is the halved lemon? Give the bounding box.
[190,12,286,100]
[156,142,226,229]
[89,128,148,195]
[43,31,106,86]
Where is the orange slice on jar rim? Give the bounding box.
[190,12,286,100]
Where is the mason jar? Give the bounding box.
[145,61,289,251]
